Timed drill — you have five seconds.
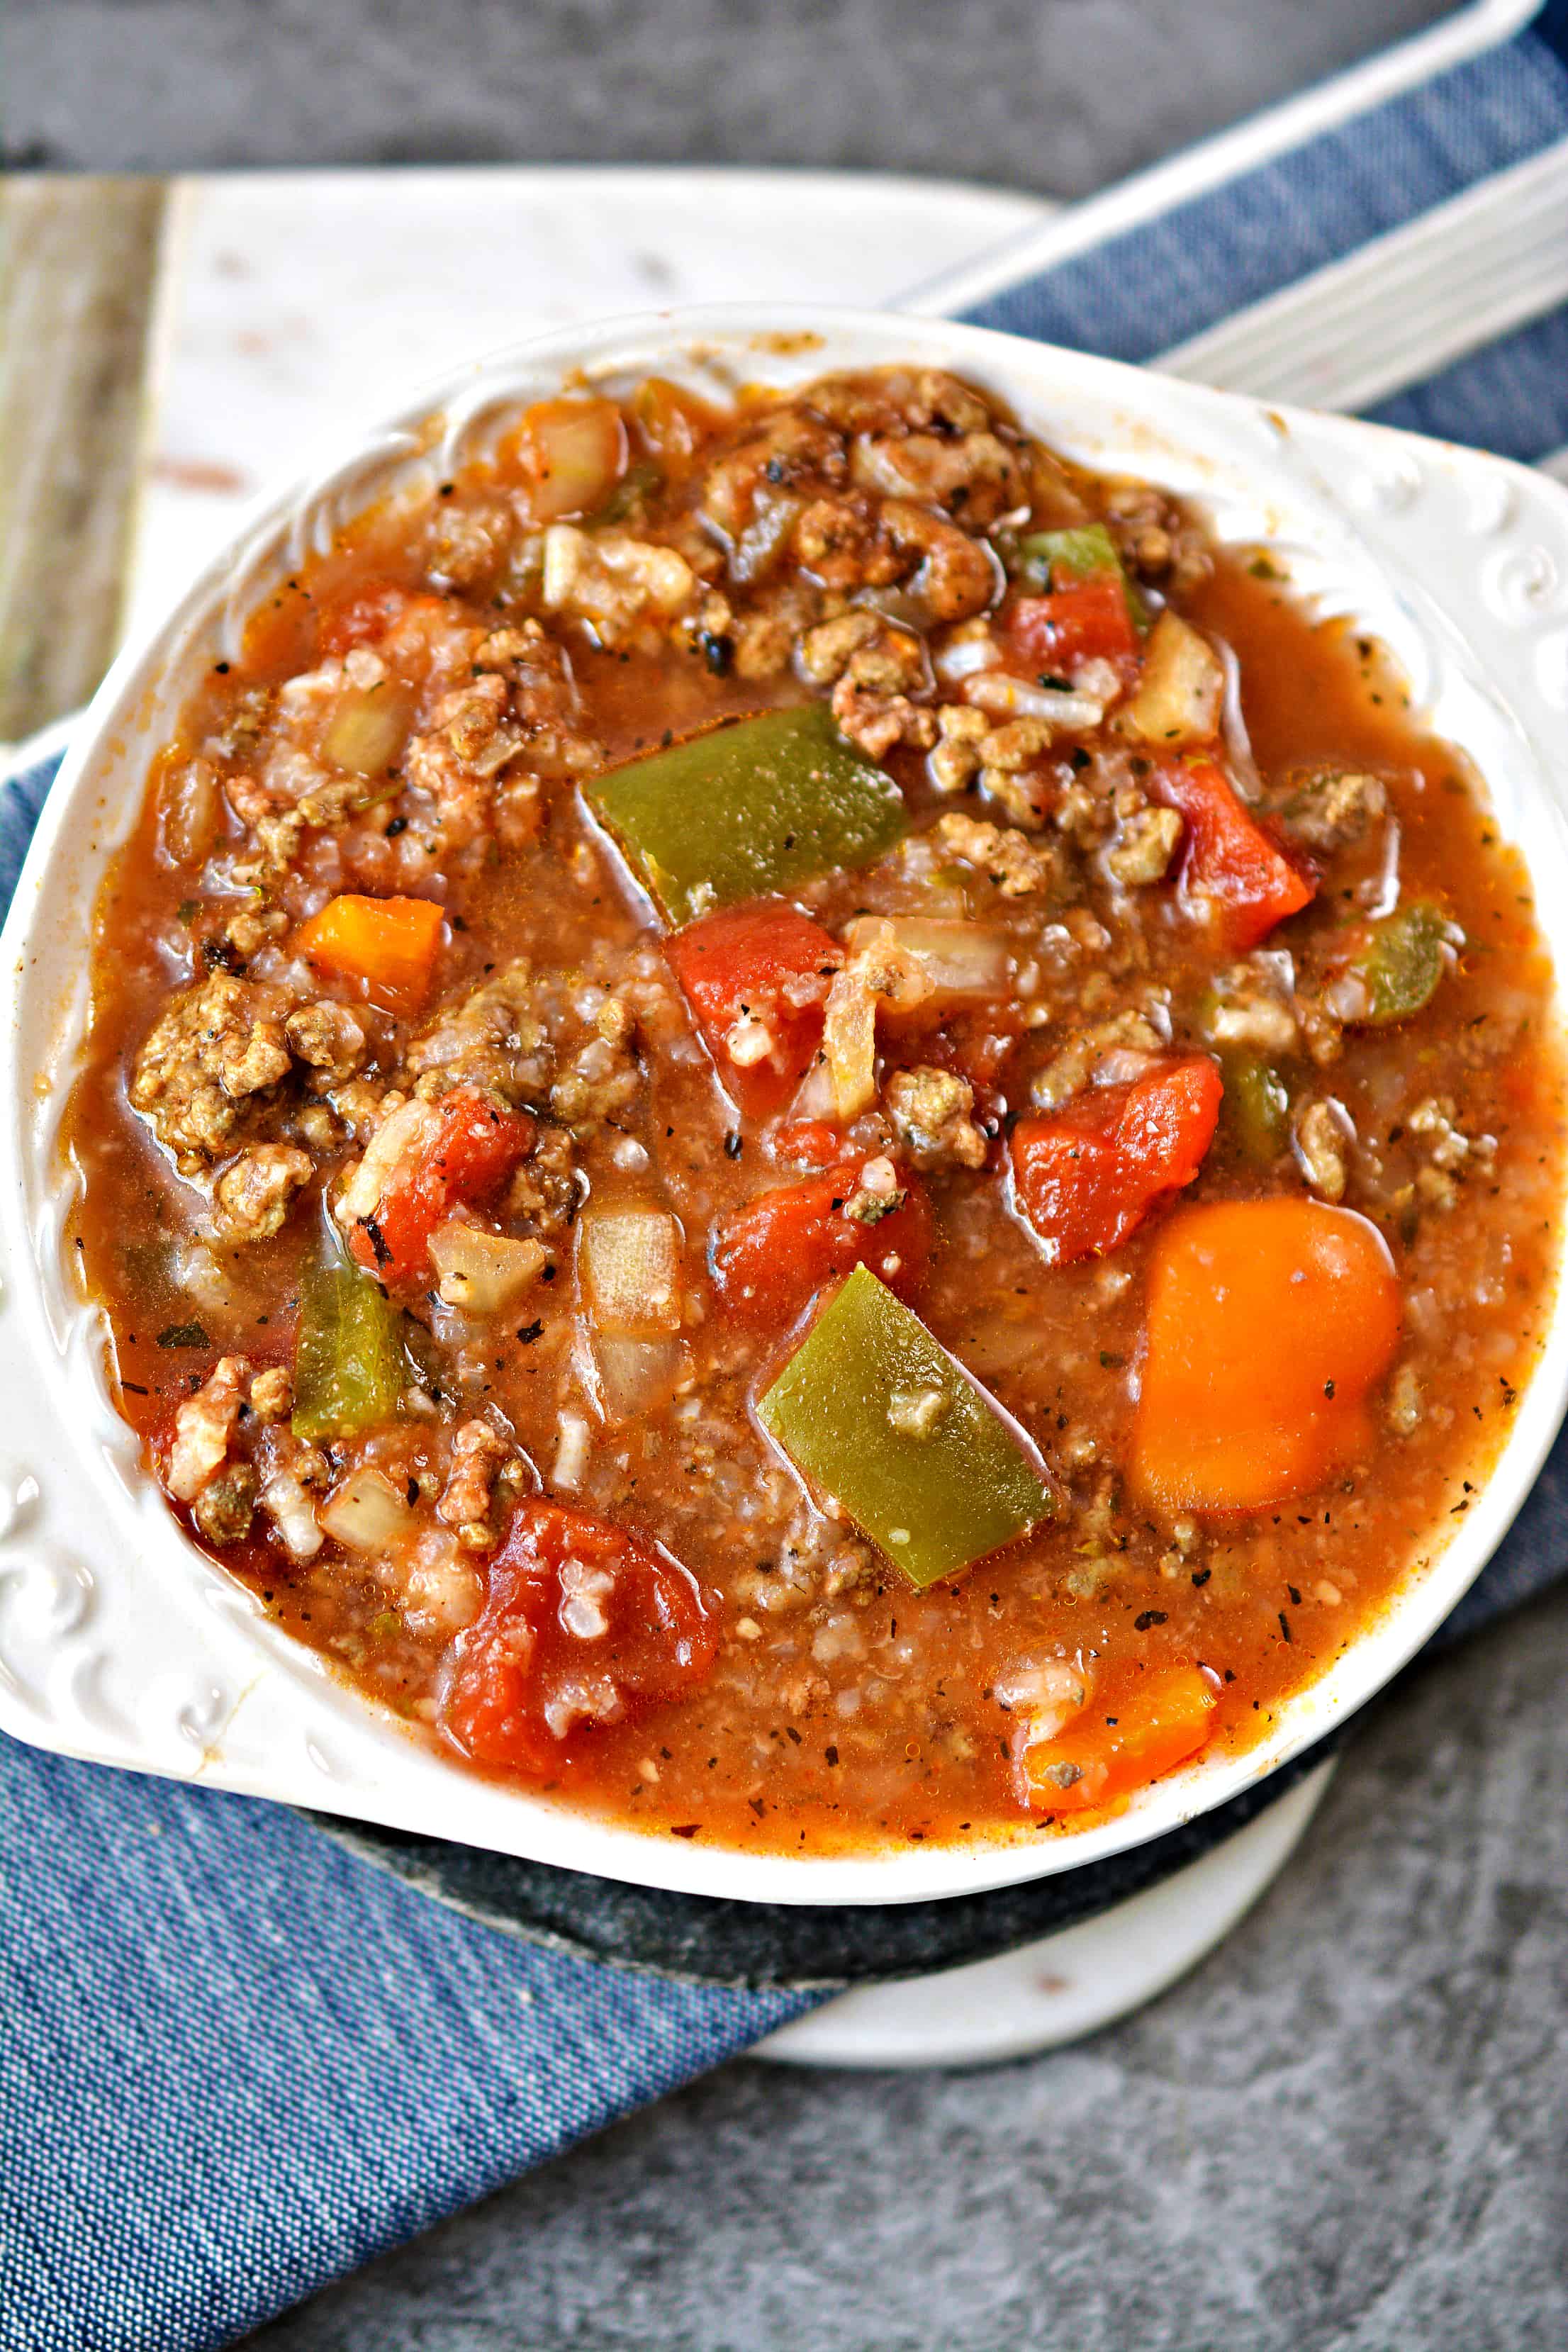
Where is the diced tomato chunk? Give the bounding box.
[348,1087,535,1287]
[666,899,842,1119]
[712,1161,932,1325]
[1018,1664,1218,1813]
[1151,759,1314,950]
[1009,1056,1222,1266]
[1008,579,1139,672]
[441,1499,716,1775]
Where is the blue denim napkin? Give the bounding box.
[9,10,1568,2346]
[950,2,1568,466]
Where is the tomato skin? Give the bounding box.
[1151,760,1314,950]
[666,900,841,1119]
[348,1088,536,1287]
[712,1163,932,1325]
[1009,1056,1222,1266]
[1008,580,1139,671]
[440,1499,716,1774]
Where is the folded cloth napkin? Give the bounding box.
[9,13,1568,2347]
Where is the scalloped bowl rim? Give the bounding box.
[3,301,1567,1909]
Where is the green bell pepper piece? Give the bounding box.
[586,702,907,928]
[1347,900,1452,1025]
[758,1265,1052,1590]
[292,1255,406,1443]
[1018,522,1122,588]
[1219,1051,1291,1165]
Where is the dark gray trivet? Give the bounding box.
[306,1735,1335,1990]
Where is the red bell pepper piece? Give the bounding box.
[347,1087,535,1287]
[1008,578,1140,672]
[666,899,841,1119]
[441,1499,716,1774]
[1152,760,1314,950]
[1009,1056,1223,1266]
[712,1161,932,1325]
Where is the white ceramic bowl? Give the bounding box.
[5,303,1568,1908]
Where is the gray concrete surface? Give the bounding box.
[245,1590,1568,2351]
[25,4,1559,2347]
[7,0,1455,191]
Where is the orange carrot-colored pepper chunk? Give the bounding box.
[296,893,445,1013]
[1019,1664,1218,1813]
[1133,1198,1401,1512]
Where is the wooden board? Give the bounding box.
[0,177,167,739]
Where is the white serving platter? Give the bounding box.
[5,303,1568,1918]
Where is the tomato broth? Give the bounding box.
[65,364,1566,1854]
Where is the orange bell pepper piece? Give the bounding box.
[296,893,446,1014]
[1133,1198,1401,1512]
[1019,1664,1218,1813]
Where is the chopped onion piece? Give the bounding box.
[318,1466,416,1555]
[592,1335,687,1421]
[731,491,802,586]
[1214,635,1262,800]
[578,1206,683,1336]
[430,1219,548,1315]
[821,966,880,1121]
[512,396,627,524]
[963,673,1105,728]
[321,683,414,778]
[934,632,1003,683]
[337,1097,438,1228]
[156,758,221,867]
[785,1051,836,1123]
[1119,611,1223,747]
[843,915,1009,1003]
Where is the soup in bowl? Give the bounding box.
[10,308,1568,1901]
